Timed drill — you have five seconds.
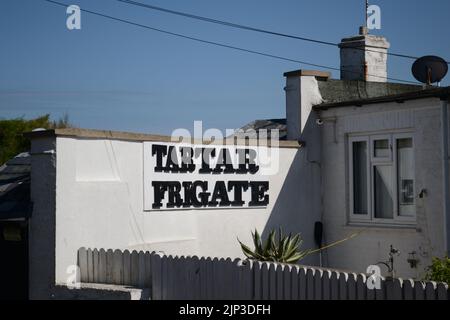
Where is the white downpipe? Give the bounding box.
[441,99,450,256]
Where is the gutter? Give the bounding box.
[442,99,450,256]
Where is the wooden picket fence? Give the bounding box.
[77,248,449,300]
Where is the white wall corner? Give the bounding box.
[285,75,323,141]
[300,76,323,134]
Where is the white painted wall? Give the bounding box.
[285,75,323,140]
[319,98,448,278]
[48,137,320,285]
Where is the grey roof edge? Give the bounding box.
[314,86,450,110]
[283,69,331,80]
[23,128,301,149]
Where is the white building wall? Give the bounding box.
[50,136,320,285]
[319,98,447,279]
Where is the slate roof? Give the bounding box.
[230,118,287,140]
[0,153,31,220]
[315,86,450,110]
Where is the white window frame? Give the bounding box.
[393,133,416,223]
[348,131,416,226]
[349,136,371,222]
[371,134,392,163]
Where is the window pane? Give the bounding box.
[374,139,390,158]
[352,141,368,215]
[374,166,394,219]
[397,138,415,217]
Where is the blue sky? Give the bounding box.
[1,0,449,135]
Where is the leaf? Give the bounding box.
[238,239,265,260]
[253,229,263,255]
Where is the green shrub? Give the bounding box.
[238,228,311,264]
[238,228,360,264]
[0,114,72,165]
[425,256,450,283]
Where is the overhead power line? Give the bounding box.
[116,0,450,64]
[41,0,419,84]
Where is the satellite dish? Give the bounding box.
[412,55,448,85]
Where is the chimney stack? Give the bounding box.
[339,28,390,82]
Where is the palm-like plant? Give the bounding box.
[238,228,311,264]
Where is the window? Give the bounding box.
[349,133,415,224]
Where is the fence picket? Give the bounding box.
[268,263,277,300]
[78,247,88,283]
[112,249,123,285]
[98,249,107,283]
[290,266,299,300]
[241,260,253,300]
[414,281,425,300]
[92,249,100,283]
[306,268,315,300]
[322,270,331,300]
[314,269,323,300]
[138,251,146,288]
[436,283,448,300]
[283,265,292,300]
[276,264,284,300]
[86,248,94,283]
[339,272,348,300]
[177,257,187,300]
[298,267,307,300]
[130,250,139,287]
[425,282,437,300]
[205,257,214,300]
[260,262,270,300]
[347,273,357,300]
[151,253,162,300]
[145,252,152,288]
[402,279,414,300]
[211,258,220,300]
[330,271,339,300]
[123,250,131,286]
[253,262,262,300]
[356,274,367,300]
[106,249,114,284]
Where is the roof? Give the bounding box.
[231,118,287,140]
[315,86,450,110]
[317,79,422,105]
[24,127,300,148]
[0,153,31,220]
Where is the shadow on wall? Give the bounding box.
[261,124,322,266]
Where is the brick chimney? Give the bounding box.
[339,27,390,82]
